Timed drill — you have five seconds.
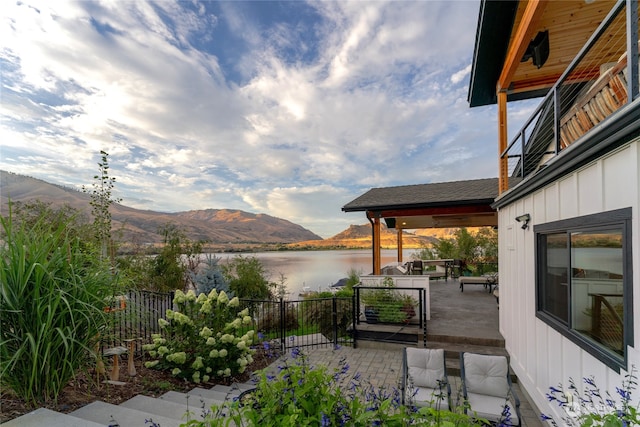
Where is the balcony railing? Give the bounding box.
[503,0,639,183]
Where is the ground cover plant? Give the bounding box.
[143,289,258,382]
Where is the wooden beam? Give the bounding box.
[376,204,495,219]
[373,216,381,275]
[498,91,509,194]
[397,229,403,264]
[497,0,548,93]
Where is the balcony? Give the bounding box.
[503,1,639,184]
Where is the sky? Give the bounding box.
[1,1,536,238]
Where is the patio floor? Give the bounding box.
[270,277,544,426]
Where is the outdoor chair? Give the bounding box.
[460,352,521,426]
[401,347,451,410]
[410,260,423,275]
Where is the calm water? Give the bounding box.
[212,249,419,298]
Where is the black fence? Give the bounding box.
[353,285,428,347]
[104,291,355,354]
[103,290,174,354]
[241,296,354,351]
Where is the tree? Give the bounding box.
[82,150,121,261]
[191,254,230,296]
[222,255,273,300]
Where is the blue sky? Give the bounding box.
[1,1,536,238]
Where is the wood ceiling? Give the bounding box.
[508,0,629,95]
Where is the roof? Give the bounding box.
[342,178,499,212]
[467,1,518,107]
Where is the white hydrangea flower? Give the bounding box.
[157,346,169,355]
[199,300,212,314]
[242,315,252,325]
[209,349,219,358]
[196,293,207,304]
[217,291,229,305]
[186,290,197,302]
[208,289,218,300]
[158,318,169,328]
[223,368,231,377]
[203,375,210,382]
[239,308,249,317]
[228,297,239,307]
[172,368,181,376]
[199,326,213,339]
[206,337,216,346]
[145,360,159,368]
[219,349,228,358]
[173,290,186,305]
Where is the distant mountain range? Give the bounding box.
[0,171,321,247]
[1,171,455,250]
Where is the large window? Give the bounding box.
[535,208,633,370]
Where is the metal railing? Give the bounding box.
[503,0,639,182]
[241,297,355,351]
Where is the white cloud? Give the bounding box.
[0,0,538,238]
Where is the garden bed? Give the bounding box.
[0,347,276,424]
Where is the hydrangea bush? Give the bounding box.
[143,289,256,382]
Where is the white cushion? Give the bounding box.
[406,348,445,389]
[413,386,450,410]
[463,353,509,398]
[467,392,519,425]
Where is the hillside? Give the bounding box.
[287,223,454,250]
[0,171,322,246]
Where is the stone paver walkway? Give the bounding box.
[269,345,543,427]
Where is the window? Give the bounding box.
[535,208,633,370]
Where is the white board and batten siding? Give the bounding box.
[498,136,640,420]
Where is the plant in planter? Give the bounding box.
[361,278,417,324]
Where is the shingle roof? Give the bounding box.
[342,178,499,212]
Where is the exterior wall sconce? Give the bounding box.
[515,214,531,230]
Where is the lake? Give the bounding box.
[212,249,420,298]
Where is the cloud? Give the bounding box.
[0,0,532,238]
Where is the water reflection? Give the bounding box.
[212,249,419,298]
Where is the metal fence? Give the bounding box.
[104,290,174,354]
[241,296,354,351]
[104,291,355,354]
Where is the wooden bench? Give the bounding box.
[459,275,498,293]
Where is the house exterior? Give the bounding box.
[468,0,640,420]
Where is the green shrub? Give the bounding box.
[143,289,257,382]
[0,208,111,404]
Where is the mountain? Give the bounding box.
[0,171,322,246]
[287,223,445,249]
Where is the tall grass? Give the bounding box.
[0,209,111,404]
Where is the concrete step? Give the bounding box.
[1,408,105,427]
[120,395,206,423]
[159,390,225,414]
[426,333,504,348]
[188,386,234,402]
[234,382,256,392]
[70,400,182,427]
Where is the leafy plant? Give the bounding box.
[182,347,485,426]
[222,255,273,300]
[0,206,111,404]
[542,366,639,426]
[143,289,257,382]
[360,277,417,324]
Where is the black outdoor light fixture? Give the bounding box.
[515,214,531,230]
[521,30,549,69]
